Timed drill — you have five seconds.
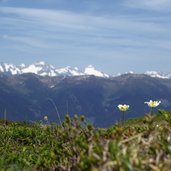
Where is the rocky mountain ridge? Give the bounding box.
[0,61,170,79]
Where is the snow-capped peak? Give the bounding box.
[21,61,57,76]
[55,66,84,76]
[145,71,170,79]
[32,61,50,69]
[0,62,86,77]
[19,64,26,68]
[84,65,109,78]
[0,61,171,79]
[34,61,46,66]
[0,62,21,75]
[125,71,134,74]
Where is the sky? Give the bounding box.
[0,0,171,74]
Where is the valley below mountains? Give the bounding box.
[0,71,171,127]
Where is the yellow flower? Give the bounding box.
[144,100,161,108]
[44,116,48,121]
[118,104,130,112]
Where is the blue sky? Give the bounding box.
[0,0,171,74]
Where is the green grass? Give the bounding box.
[1,110,171,170]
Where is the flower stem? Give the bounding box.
[122,111,125,124]
[150,107,153,115]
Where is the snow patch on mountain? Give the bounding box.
[0,61,88,77]
[0,63,21,75]
[55,66,84,76]
[22,65,42,74]
[84,65,109,78]
[145,71,170,79]
[0,61,171,79]
[21,61,57,76]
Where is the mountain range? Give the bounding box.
[0,61,171,127]
[0,61,109,78]
[0,61,171,79]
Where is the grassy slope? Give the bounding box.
[0,110,171,171]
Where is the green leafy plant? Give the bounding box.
[0,110,171,170]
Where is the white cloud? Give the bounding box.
[0,6,171,58]
[2,35,50,48]
[0,7,93,31]
[0,6,167,34]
